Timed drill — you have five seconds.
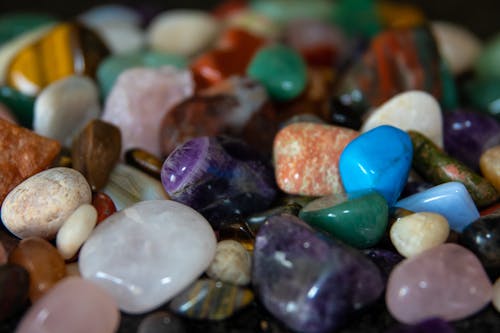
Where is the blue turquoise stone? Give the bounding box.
[395,182,479,232]
[339,125,413,206]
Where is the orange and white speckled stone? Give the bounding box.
[273,123,358,196]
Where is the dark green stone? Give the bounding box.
[331,0,381,37]
[0,86,35,128]
[465,78,500,120]
[439,60,459,111]
[0,13,55,45]
[475,33,500,80]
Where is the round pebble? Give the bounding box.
[206,240,252,285]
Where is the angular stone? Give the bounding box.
[79,200,217,314]
[1,167,91,239]
[206,240,251,285]
[0,119,60,204]
[480,145,500,192]
[72,119,121,191]
[396,182,479,232]
[253,214,384,333]
[56,204,97,260]
[475,33,500,80]
[0,86,35,128]
[409,130,499,207]
[101,67,193,157]
[0,263,29,321]
[9,237,66,302]
[161,136,276,227]
[363,249,403,283]
[169,278,254,320]
[137,311,186,333]
[273,122,358,196]
[340,125,413,206]
[92,192,116,224]
[16,277,119,333]
[386,243,492,323]
[299,191,388,248]
[362,91,443,148]
[387,317,456,333]
[125,148,162,179]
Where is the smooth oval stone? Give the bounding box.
[92,192,116,224]
[0,86,35,128]
[390,212,449,258]
[148,10,219,57]
[409,130,499,207]
[56,204,97,260]
[299,191,388,248]
[217,221,255,252]
[169,278,254,320]
[16,277,119,333]
[0,263,29,321]
[480,145,500,191]
[364,249,403,283]
[431,21,482,75]
[9,237,66,302]
[102,163,169,211]
[0,13,55,45]
[443,110,500,171]
[72,119,121,191]
[1,167,91,239]
[396,182,479,232]
[386,317,456,333]
[475,33,500,80]
[125,148,162,179]
[340,125,413,206]
[273,122,358,196]
[494,278,500,313]
[362,91,443,148]
[138,311,186,333]
[464,77,500,120]
[206,240,251,285]
[386,243,492,323]
[79,200,217,314]
[101,66,193,157]
[253,214,384,333]
[459,213,500,277]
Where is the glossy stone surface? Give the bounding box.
[460,213,500,277]
[396,182,479,232]
[125,148,162,179]
[410,130,499,207]
[137,311,186,333]
[92,192,116,224]
[56,204,97,260]
[9,237,66,302]
[246,202,303,234]
[386,243,492,324]
[169,279,254,320]
[339,125,413,206]
[273,122,358,196]
[253,214,384,333]
[16,277,119,333]
[299,191,388,248]
[206,240,251,285]
[217,221,255,252]
[0,264,29,321]
[364,249,403,283]
[480,145,500,191]
[72,119,121,191]
[161,136,276,227]
[79,200,217,314]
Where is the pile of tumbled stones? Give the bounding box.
[0,0,499,332]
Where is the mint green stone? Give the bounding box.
[299,191,388,248]
[0,86,35,128]
[0,13,56,46]
[475,33,500,80]
[331,0,381,37]
[97,51,187,98]
[250,0,334,24]
[440,60,459,111]
[247,45,306,101]
[465,78,500,120]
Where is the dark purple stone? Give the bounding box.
[386,317,455,333]
[161,136,276,227]
[363,249,403,282]
[443,110,500,171]
[252,214,384,333]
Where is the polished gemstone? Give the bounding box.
[464,78,500,120]
[475,33,500,79]
[0,13,55,45]
[331,0,380,37]
[480,145,500,191]
[137,311,186,333]
[386,317,456,333]
[206,240,251,285]
[125,148,162,179]
[246,202,302,234]
[363,249,403,282]
[0,263,29,321]
[56,204,97,260]
[217,221,255,252]
[92,192,117,224]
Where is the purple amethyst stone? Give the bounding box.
[252,214,384,333]
[364,248,404,282]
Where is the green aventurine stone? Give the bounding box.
[97,51,187,97]
[299,191,388,248]
[0,86,35,128]
[331,0,381,37]
[250,0,334,24]
[0,13,56,46]
[475,33,500,80]
[247,45,307,101]
[465,78,500,120]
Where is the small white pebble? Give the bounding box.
[57,204,97,260]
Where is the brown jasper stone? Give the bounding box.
[218,221,255,252]
[9,237,66,302]
[125,148,163,179]
[72,119,121,191]
[0,119,61,204]
[92,192,117,224]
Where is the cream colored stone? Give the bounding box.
[480,145,500,192]
[390,212,450,258]
[493,277,500,312]
[1,167,92,239]
[206,240,251,285]
[56,204,97,259]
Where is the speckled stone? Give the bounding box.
[206,240,251,285]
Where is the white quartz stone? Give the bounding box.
[79,200,217,314]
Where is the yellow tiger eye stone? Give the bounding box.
[377,1,426,29]
[6,22,109,96]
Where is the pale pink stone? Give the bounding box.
[0,102,17,124]
[0,241,7,264]
[16,276,119,333]
[386,243,492,324]
[102,66,194,157]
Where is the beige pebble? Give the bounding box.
[56,204,97,259]
[390,212,450,258]
[480,145,500,192]
[206,240,251,285]
[1,167,92,239]
[493,278,500,312]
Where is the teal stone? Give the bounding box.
[97,51,187,97]
[0,86,35,128]
[299,191,388,248]
[439,60,459,111]
[331,0,381,37]
[247,45,307,101]
[250,0,334,24]
[0,13,56,45]
[465,78,500,120]
[475,33,500,80]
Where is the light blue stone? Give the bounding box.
[339,125,413,206]
[395,182,479,232]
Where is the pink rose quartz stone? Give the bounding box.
[16,276,119,333]
[386,243,492,324]
[101,66,194,157]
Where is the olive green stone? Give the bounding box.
[465,78,500,120]
[299,191,388,248]
[250,0,334,24]
[0,86,35,128]
[0,13,56,46]
[475,33,500,80]
[247,45,307,101]
[331,0,381,37]
[409,130,499,208]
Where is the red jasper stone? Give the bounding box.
[92,192,117,224]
